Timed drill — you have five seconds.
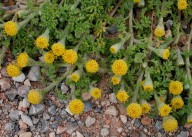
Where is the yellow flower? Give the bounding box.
[148,46,170,60]
[116,90,129,103]
[85,59,99,73]
[35,36,49,49]
[154,25,165,37]
[162,49,170,60]
[62,49,78,64]
[27,90,42,104]
[16,52,29,68]
[71,72,80,82]
[143,85,153,91]
[143,72,153,91]
[6,64,21,77]
[68,99,84,115]
[187,114,192,124]
[112,59,128,76]
[178,0,187,10]
[169,81,183,95]
[134,0,140,3]
[4,21,18,36]
[140,100,151,114]
[170,96,184,109]
[44,52,55,64]
[162,116,178,132]
[90,88,102,100]
[159,95,167,103]
[111,75,121,85]
[126,103,142,118]
[110,41,124,54]
[158,103,172,117]
[51,43,65,56]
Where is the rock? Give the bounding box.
[1,67,9,77]
[107,25,118,34]
[65,123,77,135]
[155,121,162,130]
[32,117,39,124]
[141,117,152,126]
[6,88,17,101]
[27,66,40,81]
[21,114,33,127]
[76,131,84,137]
[19,120,28,130]
[24,79,31,86]
[29,104,45,115]
[109,93,117,103]
[141,132,147,137]
[5,122,15,131]
[22,98,30,108]
[84,101,92,112]
[12,73,26,82]
[43,112,50,120]
[85,116,96,127]
[82,92,91,101]
[49,132,55,137]
[60,83,69,94]
[48,106,56,115]
[9,110,19,121]
[116,104,127,115]
[134,119,141,128]
[120,115,127,124]
[105,106,118,116]
[18,85,30,97]
[0,78,11,91]
[40,119,49,133]
[19,132,32,137]
[100,128,109,136]
[117,128,123,133]
[56,126,66,134]
[177,131,189,137]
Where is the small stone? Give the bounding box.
[84,101,92,112]
[65,123,78,135]
[141,132,147,137]
[0,78,11,91]
[134,119,141,128]
[117,128,123,133]
[82,92,91,101]
[116,104,127,115]
[60,82,69,94]
[109,93,117,103]
[76,131,84,137]
[56,126,66,134]
[100,128,109,136]
[5,123,15,131]
[43,112,50,120]
[21,114,33,127]
[141,117,152,126]
[32,117,39,124]
[49,132,55,137]
[40,119,49,133]
[107,25,118,34]
[18,85,30,97]
[103,125,110,129]
[27,66,40,81]
[19,120,28,130]
[6,88,17,101]
[13,73,26,82]
[48,106,56,115]
[105,106,118,116]
[19,132,32,137]
[120,115,127,124]
[177,131,188,137]
[85,116,96,127]
[1,67,9,77]
[155,121,162,130]
[22,98,30,108]
[29,104,45,115]
[24,79,31,86]
[9,110,19,121]
[143,128,148,133]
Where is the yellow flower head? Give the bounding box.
[170,96,184,109]
[112,59,128,76]
[36,36,49,49]
[143,72,153,91]
[154,25,165,37]
[134,0,140,3]
[111,75,121,85]
[169,81,183,95]
[116,90,129,103]
[71,72,80,82]
[162,115,178,132]
[140,100,151,114]
[178,0,187,10]
[148,46,170,60]
[16,52,29,68]
[6,64,21,77]
[4,21,18,36]
[62,49,78,64]
[127,103,142,118]
[44,52,55,64]
[158,103,172,117]
[143,85,153,91]
[187,114,192,124]
[90,88,102,100]
[51,43,65,56]
[159,95,167,103]
[110,41,123,54]
[85,59,99,73]
[27,90,42,104]
[68,99,84,115]
[162,49,170,60]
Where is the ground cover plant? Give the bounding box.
[0,0,192,133]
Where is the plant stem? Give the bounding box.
[129,8,134,46]
[110,0,122,17]
[154,92,161,104]
[132,70,144,102]
[0,46,8,67]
